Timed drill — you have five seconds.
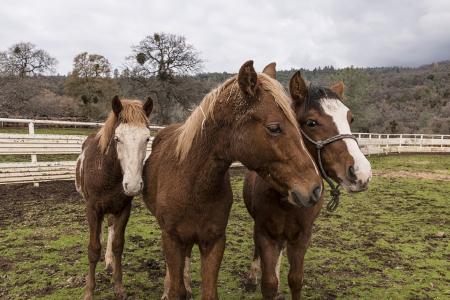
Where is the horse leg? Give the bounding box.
[257,232,283,300]
[105,215,114,273]
[286,232,310,300]
[199,235,226,300]
[245,226,261,291]
[162,231,188,299]
[111,202,131,299]
[162,262,170,300]
[84,210,103,300]
[184,244,194,299]
[162,244,193,300]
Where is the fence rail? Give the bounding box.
[0,118,449,185]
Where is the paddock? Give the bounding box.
[0,119,449,299]
[0,154,448,299]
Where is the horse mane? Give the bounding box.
[305,85,340,110]
[96,99,149,153]
[175,73,298,161]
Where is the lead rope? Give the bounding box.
[317,147,341,212]
[300,129,357,212]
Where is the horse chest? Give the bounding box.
[158,195,232,242]
[260,209,307,241]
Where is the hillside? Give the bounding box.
[0,61,449,133]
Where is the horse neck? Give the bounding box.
[181,119,235,189]
[97,138,122,183]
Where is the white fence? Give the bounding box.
[0,118,161,185]
[0,118,449,185]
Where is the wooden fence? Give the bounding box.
[0,118,449,185]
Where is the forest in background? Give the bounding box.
[0,37,449,134]
[1,61,449,134]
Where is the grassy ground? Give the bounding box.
[0,127,97,136]
[0,155,449,299]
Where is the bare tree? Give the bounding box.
[0,42,57,77]
[65,52,118,119]
[129,32,203,81]
[72,52,111,78]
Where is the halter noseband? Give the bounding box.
[300,128,358,212]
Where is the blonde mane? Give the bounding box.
[175,73,298,161]
[97,99,149,153]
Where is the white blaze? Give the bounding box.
[115,123,150,196]
[320,99,372,187]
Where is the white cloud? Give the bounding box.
[0,0,449,74]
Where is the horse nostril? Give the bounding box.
[313,186,322,200]
[310,185,322,204]
[348,165,357,180]
[139,181,143,190]
[124,182,128,190]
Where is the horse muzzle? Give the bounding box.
[289,185,322,207]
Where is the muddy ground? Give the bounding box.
[0,155,449,299]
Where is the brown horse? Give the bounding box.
[75,96,153,300]
[243,66,372,299]
[142,60,323,300]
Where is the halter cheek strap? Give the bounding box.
[300,128,358,212]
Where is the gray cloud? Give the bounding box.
[1,0,449,74]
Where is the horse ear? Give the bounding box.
[262,62,276,79]
[238,60,258,98]
[330,81,345,99]
[289,71,308,107]
[143,97,153,117]
[112,95,122,117]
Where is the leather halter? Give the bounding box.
[300,128,358,211]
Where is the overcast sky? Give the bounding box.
[1,0,449,74]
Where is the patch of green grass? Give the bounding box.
[0,127,97,135]
[368,154,450,174]
[0,154,79,163]
[0,156,449,299]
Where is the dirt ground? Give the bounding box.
[1,156,449,299]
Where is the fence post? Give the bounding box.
[399,134,403,153]
[28,121,39,187]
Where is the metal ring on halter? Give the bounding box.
[300,128,358,212]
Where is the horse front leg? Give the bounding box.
[257,231,283,300]
[162,231,188,299]
[84,209,103,300]
[111,201,132,299]
[286,232,311,300]
[245,226,261,292]
[162,244,193,300]
[199,235,226,300]
[105,215,115,273]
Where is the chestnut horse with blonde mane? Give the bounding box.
[142,60,323,299]
[244,65,372,299]
[76,96,153,300]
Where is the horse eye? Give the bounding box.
[113,136,120,142]
[306,120,318,127]
[146,137,150,142]
[266,123,282,135]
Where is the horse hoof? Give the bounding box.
[105,264,113,274]
[275,292,285,300]
[114,285,127,299]
[115,292,127,300]
[243,277,258,292]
